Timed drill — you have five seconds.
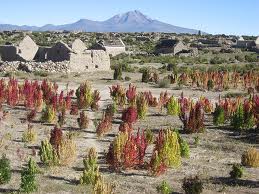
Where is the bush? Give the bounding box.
[20,158,39,193]
[179,137,190,158]
[124,76,131,81]
[136,93,148,120]
[106,130,148,170]
[113,65,123,80]
[77,111,90,129]
[241,148,259,168]
[180,102,205,134]
[39,140,59,166]
[76,81,93,109]
[50,126,63,150]
[149,129,181,176]
[213,105,225,126]
[22,124,37,143]
[230,164,244,179]
[122,106,138,124]
[157,79,170,88]
[182,175,203,194]
[167,96,180,116]
[207,79,214,91]
[156,180,173,194]
[41,105,56,123]
[142,69,151,83]
[80,148,98,185]
[57,137,77,166]
[0,154,11,185]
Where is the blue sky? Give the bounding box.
[0,0,258,35]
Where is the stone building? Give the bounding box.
[0,35,38,61]
[255,37,259,49]
[89,38,126,56]
[236,36,256,49]
[154,39,188,55]
[0,38,111,72]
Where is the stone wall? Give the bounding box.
[0,45,17,61]
[0,61,69,73]
[104,46,126,56]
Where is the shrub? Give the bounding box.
[142,69,151,83]
[124,76,131,81]
[80,148,98,185]
[49,126,63,150]
[119,122,133,133]
[182,175,203,194]
[39,139,59,166]
[76,81,93,109]
[180,102,205,134]
[106,129,148,170]
[157,79,170,88]
[70,104,79,115]
[179,137,190,158]
[27,110,36,123]
[149,129,181,176]
[58,108,66,127]
[0,154,11,185]
[126,84,137,106]
[122,106,138,124]
[145,128,154,145]
[41,104,56,123]
[57,137,77,166]
[241,148,259,167]
[213,105,225,126]
[156,180,173,194]
[77,111,90,129]
[20,158,39,193]
[230,164,244,179]
[96,112,113,137]
[109,84,126,107]
[136,93,148,120]
[113,65,123,80]
[207,79,214,91]
[93,172,114,194]
[91,90,101,111]
[22,124,37,143]
[167,96,180,116]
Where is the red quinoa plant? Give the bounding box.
[77,111,90,129]
[50,126,63,150]
[109,84,126,107]
[7,78,20,107]
[126,84,137,106]
[106,129,148,170]
[149,128,181,176]
[180,102,205,134]
[122,106,138,124]
[91,90,101,111]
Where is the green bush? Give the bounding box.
[20,158,39,193]
[142,69,150,83]
[207,79,214,91]
[0,154,11,185]
[182,175,203,194]
[113,65,123,80]
[213,105,225,126]
[156,180,173,194]
[230,164,244,179]
[157,79,170,88]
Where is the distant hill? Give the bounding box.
[0,10,201,34]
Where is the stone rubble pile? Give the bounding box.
[0,61,70,73]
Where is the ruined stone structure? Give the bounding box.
[90,38,126,56]
[0,35,38,61]
[236,36,256,49]
[0,37,111,72]
[255,37,259,49]
[154,39,197,56]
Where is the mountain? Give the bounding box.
[0,10,200,34]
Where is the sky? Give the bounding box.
[0,0,258,35]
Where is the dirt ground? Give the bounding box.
[0,70,258,194]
